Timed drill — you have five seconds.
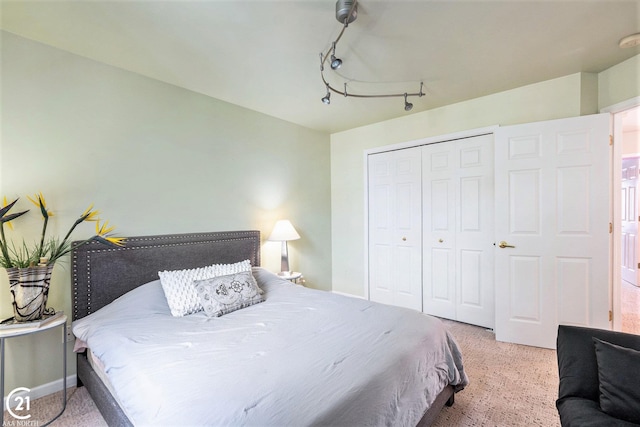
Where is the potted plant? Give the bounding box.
[0,193,124,322]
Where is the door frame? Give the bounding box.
[363,125,498,300]
[602,96,640,331]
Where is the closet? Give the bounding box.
[368,114,612,348]
[367,114,612,349]
[368,134,495,328]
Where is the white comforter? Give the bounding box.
[73,268,468,426]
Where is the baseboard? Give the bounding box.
[331,290,365,299]
[4,375,77,408]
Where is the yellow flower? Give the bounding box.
[27,192,54,218]
[105,236,126,247]
[95,220,115,236]
[81,204,100,222]
[94,220,125,247]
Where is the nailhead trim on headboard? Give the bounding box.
[72,231,261,320]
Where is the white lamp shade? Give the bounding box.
[268,220,300,241]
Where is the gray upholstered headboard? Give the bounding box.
[71,230,260,320]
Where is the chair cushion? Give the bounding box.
[593,338,640,424]
[557,397,640,427]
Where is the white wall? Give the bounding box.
[1,31,331,393]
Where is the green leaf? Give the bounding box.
[0,198,19,218]
[0,210,29,223]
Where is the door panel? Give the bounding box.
[423,144,457,318]
[423,134,495,328]
[557,257,591,325]
[368,147,422,311]
[456,135,495,328]
[460,249,482,306]
[494,113,611,349]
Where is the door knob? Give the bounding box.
[438,239,444,243]
[498,241,515,248]
[402,237,407,241]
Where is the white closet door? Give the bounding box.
[494,113,611,349]
[422,135,495,328]
[422,143,457,319]
[368,147,422,311]
[455,134,495,328]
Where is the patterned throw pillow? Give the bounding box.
[194,271,264,317]
[158,260,251,317]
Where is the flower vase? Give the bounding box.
[6,264,55,322]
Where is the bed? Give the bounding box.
[71,230,467,426]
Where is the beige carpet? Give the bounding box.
[433,320,560,426]
[5,320,561,426]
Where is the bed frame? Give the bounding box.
[71,230,454,426]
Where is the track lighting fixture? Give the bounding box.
[319,0,424,111]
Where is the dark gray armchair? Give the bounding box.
[556,325,640,426]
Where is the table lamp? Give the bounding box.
[268,220,300,275]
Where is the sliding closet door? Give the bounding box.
[423,135,495,328]
[368,147,422,311]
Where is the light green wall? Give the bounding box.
[330,68,636,297]
[1,31,331,393]
[599,54,640,109]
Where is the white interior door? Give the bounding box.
[368,147,422,311]
[621,157,639,286]
[494,113,611,349]
[422,135,495,328]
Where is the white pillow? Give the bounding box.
[158,260,251,317]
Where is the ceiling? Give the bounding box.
[1,0,639,134]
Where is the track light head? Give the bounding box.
[321,89,331,105]
[330,55,343,70]
[404,94,413,111]
[330,42,342,70]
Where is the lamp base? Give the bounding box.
[277,271,302,281]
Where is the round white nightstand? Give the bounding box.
[1,313,67,426]
[277,271,304,285]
